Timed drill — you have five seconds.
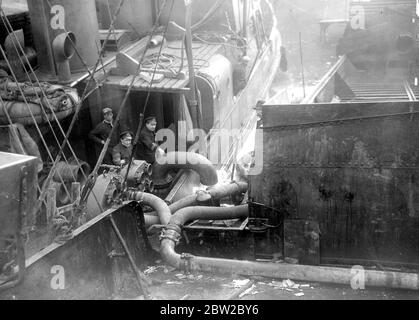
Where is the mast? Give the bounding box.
[242,0,248,56]
[184,0,202,129]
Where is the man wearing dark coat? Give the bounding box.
[136,116,164,164]
[88,107,119,164]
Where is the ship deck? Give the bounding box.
[104,41,222,93]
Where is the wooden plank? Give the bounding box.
[133,77,147,87]
[119,76,135,86]
[199,45,220,70]
[192,42,206,57]
[171,78,188,90]
[46,188,56,227]
[196,44,212,61]
[162,78,178,90]
[156,77,172,89]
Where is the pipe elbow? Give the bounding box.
[160,204,249,270]
[52,32,76,62]
[129,191,171,225]
[207,181,248,199]
[153,151,218,186]
[160,239,182,268]
[169,204,249,226]
[144,182,248,227]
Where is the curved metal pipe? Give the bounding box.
[144,194,198,226]
[206,181,248,200]
[159,203,419,291]
[153,151,218,186]
[162,245,419,291]
[160,205,249,267]
[169,204,248,228]
[128,191,171,225]
[145,181,248,226]
[52,32,76,82]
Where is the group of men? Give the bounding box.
[88,107,164,167]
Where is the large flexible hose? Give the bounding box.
[128,191,171,225]
[160,204,419,291]
[145,181,248,226]
[160,204,249,266]
[153,151,218,186]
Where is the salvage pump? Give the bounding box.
[85,160,154,219]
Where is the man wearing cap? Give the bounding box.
[136,116,164,164]
[88,108,119,164]
[112,131,133,166]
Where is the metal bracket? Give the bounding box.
[130,202,156,257]
[159,226,182,244]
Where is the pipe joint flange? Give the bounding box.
[196,189,211,202]
[165,223,182,234]
[159,227,181,244]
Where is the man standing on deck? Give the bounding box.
[136,116,165,164]
[88,107,119,165]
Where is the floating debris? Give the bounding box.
[222,279,252,289]
[239,284,257,298]
[144,266,158,275]
[174,273,204,281]
[144,265,170,275]
[233,279,251,288]
[283,279,295,287]
[268,280,284,288]
[267,279,312,291]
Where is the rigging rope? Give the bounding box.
[37,0,128,209]
[0,45,73,200]
[80,0,172,204]
[121,0,176,191]
[0,13,79,173]
[0,9,106,212]
[0,7,105,224]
